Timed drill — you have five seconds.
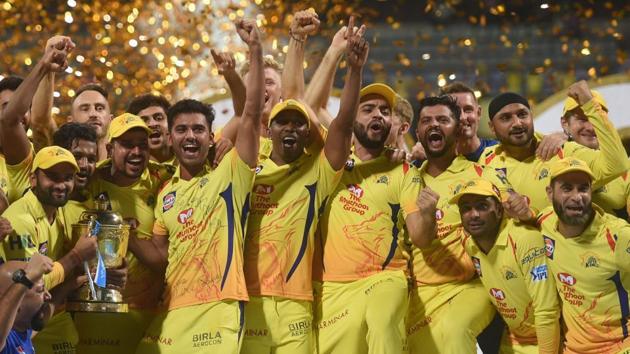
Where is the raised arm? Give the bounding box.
[324,17,367,170]
[1,37,73,165]
[282,9,320,101]
[305,25,355,129]
[234,19,264,168]
[211,49,246,117]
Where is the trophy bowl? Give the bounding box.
[66,198,130,313]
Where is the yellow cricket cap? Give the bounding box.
[107,113,151,142]
[549,158,594,180]
[268,99,311,127]
[359,83,397,108]
[31,146,79,173]
[450,179,502,205]
[562,90,607,116]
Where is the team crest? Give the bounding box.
[581,253,599,268]
[472,257,482,277]
[538,168,549,180]
[376,175,389,185]
[347,184,364,198]
[163,192,176,212]
[543,235,555,259]
[490,288,505,301]
[38,241,48,255]
[502,267,517,280]
[178,208,194,224]
[199,177,209,187]
[557,272,576,286]
[345,159,355,171]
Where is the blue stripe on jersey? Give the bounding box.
[238,301,245,341]
[382,203,401,270]
[286,183,317,282]
[608,271,629,338]
[241,192,251,239]
[219,183,235,290]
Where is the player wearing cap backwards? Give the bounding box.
[406,95,530,354]
[128,18,264,354]
[71,112,173,354]
[481,80,629,217]
[560,91,630,221]
[240,15,367,354]
[452,179,560,353]
[0,146,98,354]
[539,158,630,354]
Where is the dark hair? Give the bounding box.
[0,76,23,93]
[53,122,98,149]
[417,95,461,122]
[440,81,477,102]
[74,83,109,101]
[127,94,171,115]
[167,99,215,130]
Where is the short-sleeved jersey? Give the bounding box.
[539,206,630,354]
[593,172,630,220]
[153,150,253,310]
[0,329,34,354]
[463,219,560,351]
[87,159,172,310]
[481,99,629,215]
[244,150,342,300]
[411,156,509,287]
[0,153,10,198]
[318,152,421,282]
[6,146,34,203]
[0,190,66,289]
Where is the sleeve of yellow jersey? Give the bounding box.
[316,151,343,205]
[6,146,34,203]
[614,224,630,291]
[400,163,422,219]
[153,190,169,237]
[516,225,561,354]
[563,99,630,190]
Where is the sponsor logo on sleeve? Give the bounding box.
[543,235,555,259]
[530,264,548,282]
[162,192,176,212]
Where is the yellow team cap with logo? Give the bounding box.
[31,146,79,173]
[562,90,608,116]
[450,179,502,205]
[549,158,594,180]
[107,113,151,142]
[268,99,311,128]
[359,83,397,109]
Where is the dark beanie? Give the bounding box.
[488,92,530,120]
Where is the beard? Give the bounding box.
[552,198,594,226]
[30,303,49,331]
[34,187,69,208]
[353,121,391,150]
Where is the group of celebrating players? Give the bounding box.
[0,8,628,354]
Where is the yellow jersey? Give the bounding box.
[244,150,342,301]
[6,146,34,203]
[593,172,630,220]
[0,153,10,198]
[462,218,560,352]
[317,152,422,282]
[0,190,66,289]
[539,206,630,354]
[59,199,89,250]
[411,156,510,287]
[87,159,172,310]
[481,99,629,215]
[153,150,253,310]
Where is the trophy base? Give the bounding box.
[66,301,129,313]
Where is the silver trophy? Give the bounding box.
[66,195,130,313]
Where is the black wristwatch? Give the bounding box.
[12,269,34,289]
